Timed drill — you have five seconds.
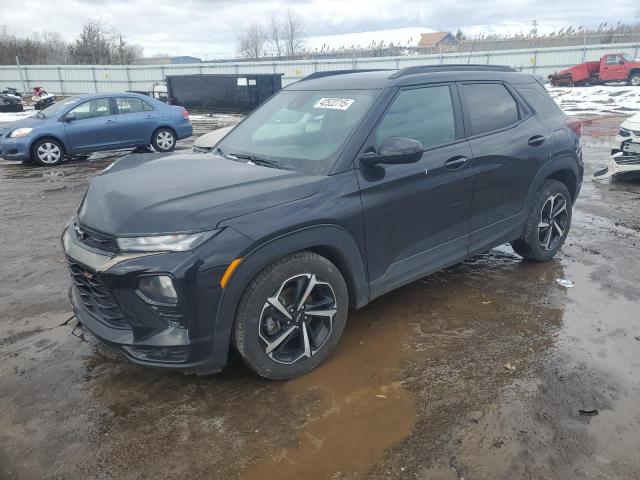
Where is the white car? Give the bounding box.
[191,125,235,153]
[594,113,640,180]
[614,113,640,155]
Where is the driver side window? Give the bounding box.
[374,85,456,150]
[69,98,112,121]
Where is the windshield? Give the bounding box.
[39,96,83,118]
[217,89,377,175]
[622,53,634,62]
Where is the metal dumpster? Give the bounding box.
[166,74,283,113]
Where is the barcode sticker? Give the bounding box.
[314,98,354,110]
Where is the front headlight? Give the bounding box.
[9,127,33,138]
[117,230,220,252]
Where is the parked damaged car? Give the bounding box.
[594,113,640,180]
[63,66,583,379]
[191,125,235,153]
[0,93,192,166]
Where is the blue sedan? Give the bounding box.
[0,93,193,166]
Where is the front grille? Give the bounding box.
[67,258,129,329]
[614,155,640,165]
[74,223,119,253]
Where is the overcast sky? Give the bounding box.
[1,0,638,59]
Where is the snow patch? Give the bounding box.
[0,109,35,123]
[546,85,640,116]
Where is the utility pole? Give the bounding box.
[15,56,28,93]
[532,19,538,37]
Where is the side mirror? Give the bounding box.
[619,60,625,65]
[64,113,76,122]
[360,137,424,166]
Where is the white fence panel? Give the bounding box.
[1,42,639,94]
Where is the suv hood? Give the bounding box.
[78,153,322,236]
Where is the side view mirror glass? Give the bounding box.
[360,137,424,166]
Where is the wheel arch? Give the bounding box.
[151,125,177,142]
[526,155,581,207]
[29,134,68,161]
[209,224,370,368]
[29,134,68,156]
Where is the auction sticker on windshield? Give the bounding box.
[314,98,354,110]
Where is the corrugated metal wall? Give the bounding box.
[2,42,639,94]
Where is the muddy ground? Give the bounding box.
[0,115,639,480]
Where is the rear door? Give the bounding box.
[459,82,554,254]
[356,83,474,298]
[114,96,158,146]
[600,54,626,81]
[63,98,119,152]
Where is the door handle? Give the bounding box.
[145,115,156,119]
[105,119,116,124]
[528,135,546,147]
[444,156,469,169]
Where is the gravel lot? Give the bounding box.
[1,115,639,480]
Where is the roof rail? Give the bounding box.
[300,69,390,81]
[388,64,517,79]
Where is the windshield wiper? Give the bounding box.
[228,152,292,170]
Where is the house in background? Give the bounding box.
[418,32,458,52]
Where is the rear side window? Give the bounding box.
[374,85,456,149]
[116,97,150,114]
[518,88,562,120]
[461,83,520,136]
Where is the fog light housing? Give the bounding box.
[138,275,178,304]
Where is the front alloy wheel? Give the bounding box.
[259,273,337,364]
[234,251,349,380]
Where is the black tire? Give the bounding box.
[31,138,65,166]
[511,179,572,262]
[234,251,349,380]
[628,73,640,87]
[151,127,176,152]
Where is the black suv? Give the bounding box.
[63,66,583,379]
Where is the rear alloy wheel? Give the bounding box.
[234,252,348,380]
[32,139,64,166]
[537,193,570,251]
[152,128,176,152]
[511,179,572,262]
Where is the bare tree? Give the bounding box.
[238,23,267,59]
[269,15,283,58]
[282,9,305,56]
[68,20,142,64]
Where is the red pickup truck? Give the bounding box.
[549,52,640,87]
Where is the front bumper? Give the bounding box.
[62,225,252,373]
[0,136,30,161]
[594,152,640,180]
